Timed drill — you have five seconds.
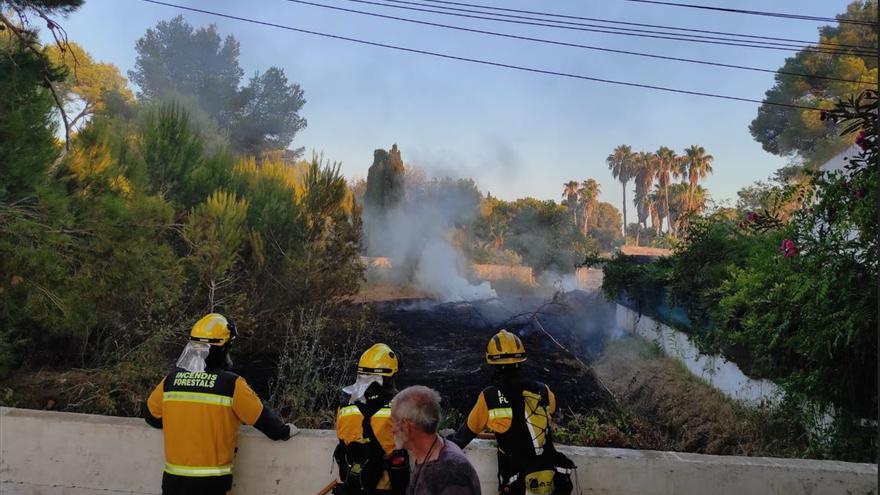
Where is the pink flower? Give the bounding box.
[781,239,798,258]
[855,130,870,151]
[745,212,759,223]
[854,189,866,199]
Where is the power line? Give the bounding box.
[370,0,814,51]
[412,0,879,52]
[138,0,823,112]
[376,0,834,51]
[363,0,878,56]
[338,0,878,58]
[619,0,879,27]
[285,0,875,85]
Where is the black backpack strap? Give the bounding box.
[335,402,389,495]
[482,385,500,408]
[354,402,385,447]
[534,381,550,408]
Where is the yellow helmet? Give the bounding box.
[357,343,399,377]
[190,313,237,346]
[486,329,526,365]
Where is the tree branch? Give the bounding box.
[68,101,94,130]
[0,8,75,164]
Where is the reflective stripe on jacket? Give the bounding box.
[146,370,264,478]
[465,381,556,457]
[336,401,395,490]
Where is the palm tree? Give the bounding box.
[632,151,656,245]
[667,182,708,235]
[683,145,714,213]
[606,145,634,242]
[578,178,601,235]
[562,180,580,227]
[650,185,666,236]
[649,200,660,237]
[667,182,689,235]
[655,146,677,235]
[669,154,688,236]
[690,184,708,215]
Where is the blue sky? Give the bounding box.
[58,0,854,208]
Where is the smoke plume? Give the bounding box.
[363,145,495,302]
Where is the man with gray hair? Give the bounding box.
[391,386,481,495]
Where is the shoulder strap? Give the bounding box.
[532,381,555,451]
[355,401,390,448]
[534,381,549,408]
[354,402,375,440]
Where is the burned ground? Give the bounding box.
[1,290,806,457]
[366,291,619,417]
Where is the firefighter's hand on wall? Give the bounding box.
[286,423,300,440]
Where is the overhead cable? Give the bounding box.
[138,0,824,111]
[619,0,879,27]
[412,0,877,51]
[346,0,877,57]
[286,0,876,85]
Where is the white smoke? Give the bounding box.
[364,169,496,302]
[414,238,496,302]
[537,271,580,293]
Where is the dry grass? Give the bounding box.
[351,281,430,302]
[593,336,807,457]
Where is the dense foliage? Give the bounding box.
[130,16,307,159]
[602,90,878,460]
[750,0,877,166]
[474,196,598,273]
[0,22,363,415]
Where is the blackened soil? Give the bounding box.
[367,292,618,417]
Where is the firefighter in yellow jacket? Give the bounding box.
[145,314,296,495]
[449,330,573,495]
[334,343,409,495]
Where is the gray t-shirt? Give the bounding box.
[408,438,481,495]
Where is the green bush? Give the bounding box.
[600,253,671,308]
[600,90,877,460]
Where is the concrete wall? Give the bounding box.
[615,305,781,403]
[616,305,781,405]
[2,408,875,495]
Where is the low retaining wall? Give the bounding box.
[1,408,875,495]
[615,305,780,404]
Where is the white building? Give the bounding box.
[820,144,860,172]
